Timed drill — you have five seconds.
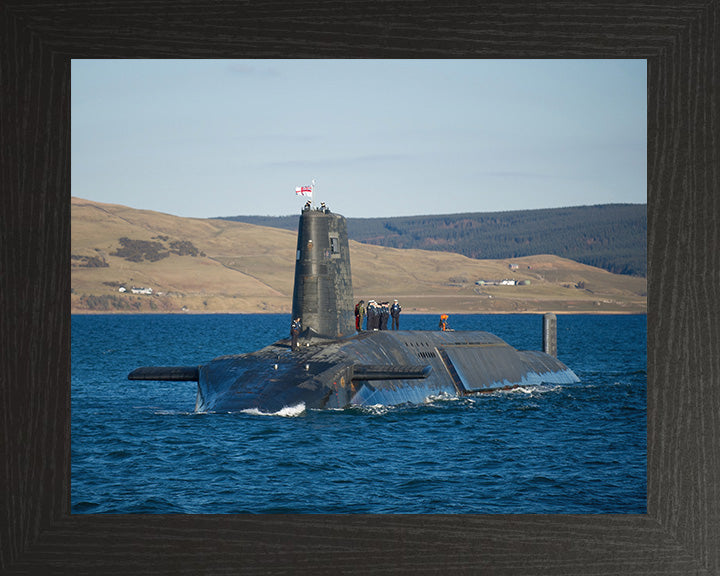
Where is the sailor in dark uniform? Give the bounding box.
[379,302,389,330]
[290,317,301,350]
[390,299,402,330]
[366,301,377,330]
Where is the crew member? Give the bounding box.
[354,300,366,331]
[303,200,311,211]
[366,300,377,330]
[390,299,402,330]
[379,302,390,330]
[439,314,449,331]
[291,317,301,350]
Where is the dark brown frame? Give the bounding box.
[2,2,718,574]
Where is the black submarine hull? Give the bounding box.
[188,329,578,413]
[129,205,579,414]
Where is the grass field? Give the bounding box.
[71,197,647,315]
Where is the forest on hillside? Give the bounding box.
[217,203,647,277]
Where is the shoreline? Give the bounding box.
[71,309,647,316]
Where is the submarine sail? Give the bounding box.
[129,204,579,413]
[291,208,354,339]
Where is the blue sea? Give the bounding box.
[71,313,646,514]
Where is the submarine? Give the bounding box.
[129,205,579,413]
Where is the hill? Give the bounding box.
[219,203,647,277]
[71,197,647,315]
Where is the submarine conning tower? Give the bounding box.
[291,207,355,339]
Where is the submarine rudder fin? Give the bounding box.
[128,366,199,382]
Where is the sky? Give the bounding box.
[72,59,646,219]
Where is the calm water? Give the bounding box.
[71,313,646,514]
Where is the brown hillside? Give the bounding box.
[71,197,647,314]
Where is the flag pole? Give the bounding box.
[311,179,316,210]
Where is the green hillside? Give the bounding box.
[218,203,647,277]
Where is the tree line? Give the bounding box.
[218,203,647,277]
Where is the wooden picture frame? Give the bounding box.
[2,2,717,573]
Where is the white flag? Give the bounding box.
[295,185,313,197]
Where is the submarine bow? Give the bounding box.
[130,205,579,413]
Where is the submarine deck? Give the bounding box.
[195,330,579,413]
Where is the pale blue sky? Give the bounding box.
[72,59,646,219]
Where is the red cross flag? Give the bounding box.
[295,185,313,197]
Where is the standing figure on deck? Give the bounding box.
[439,314,449,331]
[354,300,365,332]
[290,317,301,350]
[366,301,377,330]
[379,302,390,330]
[391,299,402,330]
